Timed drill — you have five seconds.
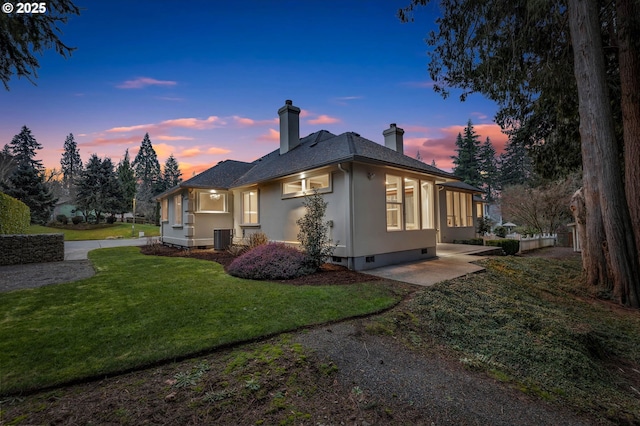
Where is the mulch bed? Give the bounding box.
[139,244,383,285]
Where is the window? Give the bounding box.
[173,195,182,226]
[446,190,473,227]
[282,173,331,197]
[421,181,434,229]
[386,175,403,231]
[161,198,168,222]
[197,190,227,213]
[404,177,419,230]
[242,190,259,224]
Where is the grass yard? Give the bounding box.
[369,256,640,424]
[0,247,401,395]
[27,223,160,240]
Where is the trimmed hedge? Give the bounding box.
[228,243,314,280]
[486,239,520,255]
[0,192,30,235]
[453,238,484,246]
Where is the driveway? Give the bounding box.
[366,243,498,286]
[65,237,160,260]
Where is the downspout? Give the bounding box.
[338,163,355,270]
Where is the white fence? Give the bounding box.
[484,233,557,253]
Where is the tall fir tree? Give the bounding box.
[451,120,482,187]
[60,133,82,193]
[0,144,16,186]
[9,126,43,169]
[499,137,534,188]
[478,137,499,201]
[76,155,122,223]
[133,133,161,189]
[162,154,182,191]
[116,149,137,218]
[5,126,55,222]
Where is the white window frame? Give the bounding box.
[446,190,473,227]
[173,194,182,226]
[196,190,228,213]
[386,174,403,231]
[404,177,420,230]
[242,189,259,225]
[161,198,168,222]
[420,180,434,229]
[282,172,332,198]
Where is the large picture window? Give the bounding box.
[282,173,331,197]
[173,195,182,226]
[242,190,259,224]
[446,190,473,227]
[161,198,168,222]
[197,190,227,213]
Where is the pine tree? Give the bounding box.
[499,137,534,187]
[9,126,43,169]
[116,149,136,218]
[133,133,161,191]
[76,155,122,223]
[60,133,82,192]
[478,137,499,201]
[415,149,423,162]
[162,154,182,191]
[451,120,481,187]
[5,163,56,224]
[0,144,16,186]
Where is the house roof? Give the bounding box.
[231,130,455,187]
[437,181,484,193]
[155,159,254,199]
[158,130,468,198]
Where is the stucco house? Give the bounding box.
[157,100,483,270]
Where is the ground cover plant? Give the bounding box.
[368,254,640,424]
[26,223,160,240]
[0,247,401,395]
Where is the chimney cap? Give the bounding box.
[285,99,293,105]
[390,123,396,127]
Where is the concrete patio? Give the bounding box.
[365,243,499,286]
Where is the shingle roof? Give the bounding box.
[437,181,484,193]
[231,130,455,187]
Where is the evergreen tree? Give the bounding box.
[451,120,481,187]
[76,155,122,223]
[5,163,56,224]
[162,154,182,190]
[116,149,136,218]
[9,126,42,169]
[132,133,161,221]
[60,133,82,192]
[478,137,499,201]
[499,137,534,188]
[415,149,423,162]
[133,133,161,192]
[0,144,16,187]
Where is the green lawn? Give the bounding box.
[27,223,160,240]
[0,247,400,395]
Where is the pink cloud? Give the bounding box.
[156,135,195,141]
[79,135,142,148]
[258,128,280,142]
[116,77,177,89]
[232,115,278,127]
[105,116,222,134]
[307,114,341,125]
[207,147,231,155]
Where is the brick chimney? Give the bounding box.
[278,100,300,155]
[383,123,405,155]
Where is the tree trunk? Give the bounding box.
[568,0,640,307]
[616,0,640,306]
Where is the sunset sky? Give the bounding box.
[0,0,508,178]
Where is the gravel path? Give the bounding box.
[294,319,593,426]
[0,260,95,292]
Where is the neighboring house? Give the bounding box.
[157,100,483,270]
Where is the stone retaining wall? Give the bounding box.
[0,233,64,265]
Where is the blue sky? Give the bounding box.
[0,0,507,177]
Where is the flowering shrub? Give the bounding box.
[227,243,314,280]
